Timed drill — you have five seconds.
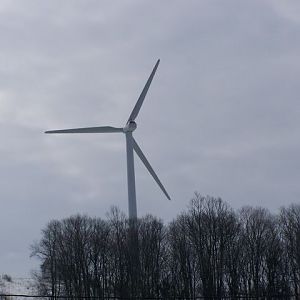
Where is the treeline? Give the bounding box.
[32,194,300,299]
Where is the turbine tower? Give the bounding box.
[45,59,170,220]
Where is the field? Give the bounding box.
[0,276,35,299]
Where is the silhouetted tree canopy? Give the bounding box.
[31,194,300,299]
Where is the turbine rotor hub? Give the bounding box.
[123,120,137,133]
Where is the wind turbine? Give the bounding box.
[45,59,170,220]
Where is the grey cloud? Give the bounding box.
[0,0,299,276]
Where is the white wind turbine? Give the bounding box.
[45,59,170,220]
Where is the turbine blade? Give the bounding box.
[45,126,123,134]
[128,59,160,122]
[132,137,171,200]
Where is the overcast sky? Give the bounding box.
[0,0,299,277]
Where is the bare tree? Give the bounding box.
[106,207,130,298]
[31,196,300,299]
[31,220,63,298]
[138,215,166,298]
[168,213,196,299]
[279,204,300,298]
[185,194,240,298]
[239,207,287,298]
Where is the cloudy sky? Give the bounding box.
[0,0,299,276]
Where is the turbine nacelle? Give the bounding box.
[123,120,137,133]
